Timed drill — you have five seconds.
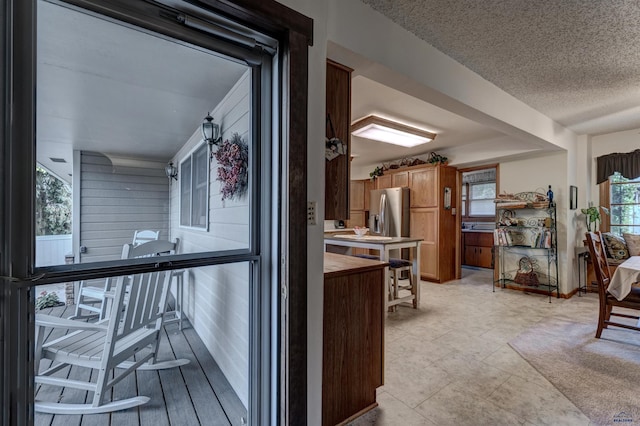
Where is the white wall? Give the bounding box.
[169,71,251,407]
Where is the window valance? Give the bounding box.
[462,168,496,184]
[596,149,640,184]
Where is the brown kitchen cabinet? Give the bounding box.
[349,179,373,256]
[463,232,494,268]
[392,171,409,187]
[323,253,385,426]
[409,167,437,208]
[325,60,353,220]
[357,164,458,282]
[348,210,366,228]
[363,179,374,211]
[410,208,439,281]
[409,164,457,282]
[350,180,365,211]
[375,174,392,189]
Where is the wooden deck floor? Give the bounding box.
[35,303,247,426]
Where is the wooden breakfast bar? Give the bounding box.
[323,253,387,426]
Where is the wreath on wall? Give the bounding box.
[214,132,249,201]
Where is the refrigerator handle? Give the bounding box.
[380,193,386,236]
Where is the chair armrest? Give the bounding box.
[35,314,109,331]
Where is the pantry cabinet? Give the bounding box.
[410,165,457,282]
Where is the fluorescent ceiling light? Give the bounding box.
[351,115,436,148]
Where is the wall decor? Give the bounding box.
[325,114,346,161]
[214,132,249,201]
[570,185,577,210]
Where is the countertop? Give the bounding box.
[324,252,388,278]
[324,227,356,233]
[324,235,423,244]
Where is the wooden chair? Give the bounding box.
[132,229,160,246]
[585,231,640,338]
[71,239,179,320]
[34,254,189,414]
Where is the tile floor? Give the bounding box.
[350,267,599,426]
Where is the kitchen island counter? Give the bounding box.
[322,252,387,426]
[323,235,423,310]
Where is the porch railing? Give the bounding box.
[36,234,75,304]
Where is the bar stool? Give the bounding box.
[354,254,413,310]
[354,254,394,306]
[388,258,413,302]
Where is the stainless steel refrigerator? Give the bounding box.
[369,187,410,240]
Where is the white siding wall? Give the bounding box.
[170,71,250,407]
[79,152,169,263]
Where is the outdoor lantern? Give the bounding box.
[165,162,178,181]
[202,112,221,148]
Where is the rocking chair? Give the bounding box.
[71,239,179,320]
[35,244,189,414]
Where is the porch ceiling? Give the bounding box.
[37,1,247,183]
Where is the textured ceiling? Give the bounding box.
[359,0,640,136]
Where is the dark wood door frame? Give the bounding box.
[0,1,312,424]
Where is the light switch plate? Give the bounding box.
[307,201,317,225]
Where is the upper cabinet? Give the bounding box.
[409,168,437,207]
[375,174,393,189]
[350,180,365,211]
[392,171,409,188]
[325,60,353,220]
[363,179,374,211]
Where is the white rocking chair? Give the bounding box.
[71,239,178,320]
[132,229,160,246]
[35,242,188,414]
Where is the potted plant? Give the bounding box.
[35,290,64,310]
[427,152,448,165]
[369,166,383,180]
[580,206,610,232]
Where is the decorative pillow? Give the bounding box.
[602,232,630,260]
[623,233,640,256]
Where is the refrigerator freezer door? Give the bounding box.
[369,187,409,237]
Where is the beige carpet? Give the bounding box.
[509,318,640,426]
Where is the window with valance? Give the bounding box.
[597,149,640,184]
[597,149,640,235]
